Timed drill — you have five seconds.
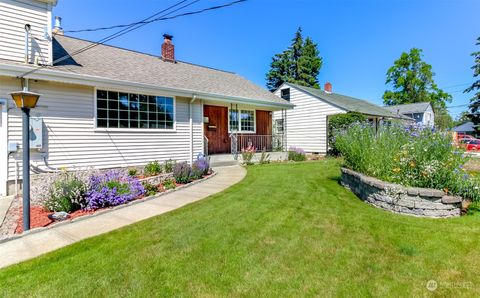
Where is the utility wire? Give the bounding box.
[18,0,247,78]
[64,0,246,33]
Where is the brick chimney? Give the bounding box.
[324,82,332,93]
[161,34,175,62]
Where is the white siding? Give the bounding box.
[0,0,52,64]
[273,84,344,154]
[0,77,203,181]
[423,105,434,127]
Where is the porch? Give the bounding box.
[203,104,286,156]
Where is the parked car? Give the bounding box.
[457,134,476,141]
[466,139,480,151]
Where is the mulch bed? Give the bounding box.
[11,173,213,234]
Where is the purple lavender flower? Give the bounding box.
[85,169,145,210]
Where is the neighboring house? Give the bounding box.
[273,82,404,154]
[384,102,434,127]
[0,0,293,195]
[453,121,476,136]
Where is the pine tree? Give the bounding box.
[266,27,322,91]
[465,37,480,133]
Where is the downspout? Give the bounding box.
[189,95,197,164]
[24,24,31,64]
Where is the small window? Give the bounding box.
[275,119,284,134]
[280,88,290,101]
[229,109,255,133]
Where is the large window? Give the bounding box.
[280,88,290,101]
[96,90,174,129]
[229,109,255,133]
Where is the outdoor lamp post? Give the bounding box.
[9,87,41,232]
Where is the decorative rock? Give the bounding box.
[441,196,462,204]
[48,212,69,221]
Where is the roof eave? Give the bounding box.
[0,63,294,109]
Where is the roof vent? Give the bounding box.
[161,34,175,62]
[324,82,332,93]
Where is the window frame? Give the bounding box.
[228,108,256,134]
[280,88,290,101]
[94,87,176,132]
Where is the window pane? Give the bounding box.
[108,100,118,110]
[97,109,107,119]
[97,118,107,128]
[97,99,107,109]
[108,91,118,100]
[97,90,107,99]
[240,110,254,132]
[119,93,129,110]
[229,110,239,131]
[108,119,119,128]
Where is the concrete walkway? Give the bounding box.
[0,165,246,269]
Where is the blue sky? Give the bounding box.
[54,0,479,118]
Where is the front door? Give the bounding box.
[204,105,230,154]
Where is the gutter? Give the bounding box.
[0,63,294,110]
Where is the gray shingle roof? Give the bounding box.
[285,83,403,118]
[453,121,475,132]
[383,102,431,115]
[41,35,290,107]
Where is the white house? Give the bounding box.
[384,102,435,127]
[273,82,404,154]
[0,0,293,195]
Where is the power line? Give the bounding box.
[18,0,247,79]
[64,0,246,33]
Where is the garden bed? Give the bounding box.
[341,168,463,218]
[0,171,216,238]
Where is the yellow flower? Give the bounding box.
[409,162,416,168]
[393,168,401,173]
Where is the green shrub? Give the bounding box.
[288,147,307,161]
[328,112,367,155]
[164,159,176,173]
[128,168,138,177]
[163,179,176,190]
[144,160,162,176]
[44,173,87,212]
[142,181,158,196]
[334,123,480,202]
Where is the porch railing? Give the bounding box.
[230,134,285,159]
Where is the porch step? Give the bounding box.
[208,154,240,167]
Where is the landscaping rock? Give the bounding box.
[48,212,70,221]
[441,196,462,204]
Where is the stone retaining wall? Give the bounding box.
[340,168,462,218]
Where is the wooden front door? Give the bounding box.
[204,105,230,154]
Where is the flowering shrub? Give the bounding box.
[334,122,480,202]
[191,158,210,180]
[173,162,192,184]
[43,172,88,212]
[288,147,307,161]
[86,170,145,209]
[241,144,256,165]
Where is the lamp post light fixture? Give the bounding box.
[9,87,41,232]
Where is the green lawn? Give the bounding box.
[1,160,480,297]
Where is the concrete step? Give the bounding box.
[208,154,239,167]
